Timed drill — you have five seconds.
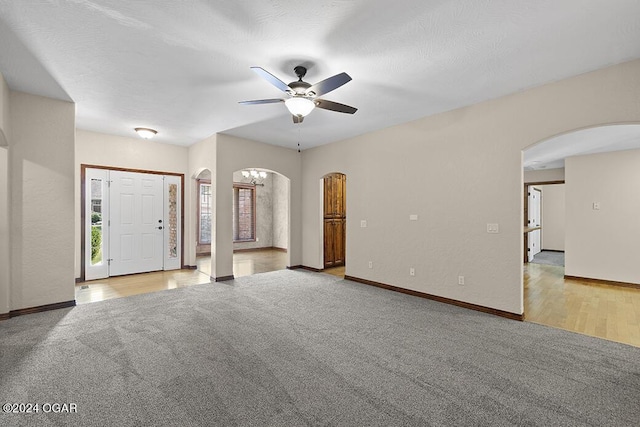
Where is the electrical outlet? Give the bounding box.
[360,220,367,228]
[458,275,465,285]
[368,261,373,269]
[256,237,260,242]
[410,267,415,276]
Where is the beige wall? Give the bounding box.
[0,71,9,147]
[524,168,565,183]
[187,135,215,267]
[75,129,191,277]
[301,59,640,315]
[10,91,75,310]
[0,73,10,314]
[214,134,301,279]
[565,149,640,284]
[0,146,9,314]
[273,172,289,250]
[539,184,565,251]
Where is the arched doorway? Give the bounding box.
[231,168,291,277]
[522,123,640,346]
[323,172,346,269]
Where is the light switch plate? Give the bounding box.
[487,223,499,233]
[360,220,367,228]
[593,202,600,210]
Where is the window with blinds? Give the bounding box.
[233,183,256,242]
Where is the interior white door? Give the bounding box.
[528,187,542,262]
[109,170,164,276]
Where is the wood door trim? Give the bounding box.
[80,164,186,282]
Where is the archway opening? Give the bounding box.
[522,123,640,347]
[231,167,291,277]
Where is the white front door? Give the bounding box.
[109,170,164,276]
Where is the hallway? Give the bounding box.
[524,262,640,347]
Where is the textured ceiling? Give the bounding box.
[1,1,640,153]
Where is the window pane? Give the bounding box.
[168,183,178,258]
[233,185,255,241]
[199,183,211,244]
[90,178,103,266]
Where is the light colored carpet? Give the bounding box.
[1,270,638,426]
[531,250,565,267]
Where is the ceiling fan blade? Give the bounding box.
[250,67,291,93]
[306,72,351,97]
[292,115,304,124]
[238,98,284,105]
[315,99,357,114]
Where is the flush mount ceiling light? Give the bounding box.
[134,127,157,139]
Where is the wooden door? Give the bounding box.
[324,173,346,268]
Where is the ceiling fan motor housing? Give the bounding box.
[288,80,312,95]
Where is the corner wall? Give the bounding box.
[301,59,640,315]
[9,91,75,310]
[214,134,301,279]
[565,149,640,283]
[187,135,216,268]
[0,73,10,314]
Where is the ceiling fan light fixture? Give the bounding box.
[134,127,157,139]
[285,97,315,117]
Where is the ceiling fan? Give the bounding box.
[239,66,357,123]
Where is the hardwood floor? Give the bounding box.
[323,265,345,278]
[75,269,211,304]
[76,248,288,304]
[524,262,640,347]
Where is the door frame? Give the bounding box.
[523,180,564,263]
[80,164,185,282]
[322,172,346,269]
